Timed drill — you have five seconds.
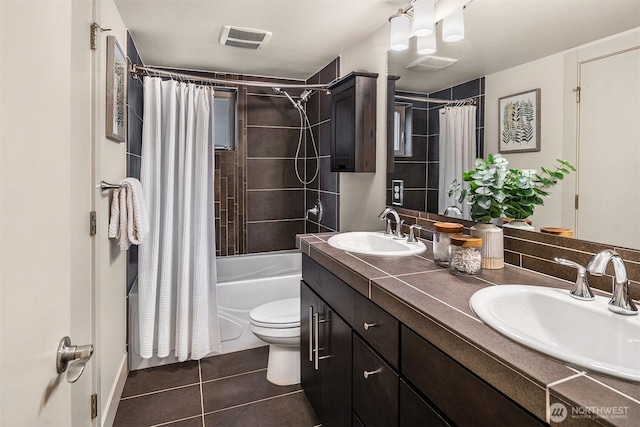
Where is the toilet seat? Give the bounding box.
[249,297,300,329]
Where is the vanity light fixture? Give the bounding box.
[389,0,471,53]
[442,7,465,42]
[412,0,435,37]
[389,9,411,51]
[416,32,437,55]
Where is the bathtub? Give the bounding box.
[129,250,301,370]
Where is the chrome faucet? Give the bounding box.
[586,249,638,316]
[378,208,404,239]
[555,258,594,301]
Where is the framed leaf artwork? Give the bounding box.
[498,89,540,153]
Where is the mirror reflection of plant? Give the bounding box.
[450,154,509,224]
[450,155,576,223]
[503,160,576,220]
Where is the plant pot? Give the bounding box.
[503,220,535,231]
[470,223,504,269]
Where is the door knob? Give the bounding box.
[56,336,94,383]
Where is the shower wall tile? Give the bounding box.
[246,127,300,158]
[126,32,144,294]
[246,95,301,127]
[304,59,340,234]
[246,190,304,221]
[246,158,304,190]
[247,220,305,253]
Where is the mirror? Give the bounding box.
[386,0,640,249]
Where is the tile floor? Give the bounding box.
[113,346,321,427]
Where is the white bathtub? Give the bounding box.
[129,250,301,370]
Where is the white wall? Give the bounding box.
[94,1,129,425]
[339,24,390,231]
[485,54,566,230]
[485,27,640,231]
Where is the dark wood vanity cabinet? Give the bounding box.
[300,281,352,427]
[301,254,543,427]
[328,71,378,172]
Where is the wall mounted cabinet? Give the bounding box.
[328,72,378,172]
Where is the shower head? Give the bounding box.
[272,87,284,95]
[299,89,314,103]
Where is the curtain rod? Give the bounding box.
[395,94,477,105]
[131,65,331,91]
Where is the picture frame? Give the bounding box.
[498,89,540,153]
[106,36,127,143]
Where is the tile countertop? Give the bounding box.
[296,233,640,427]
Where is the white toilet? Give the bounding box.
[249,297,301,386]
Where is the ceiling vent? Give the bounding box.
[219,25,272,49]
[404,55,458,72]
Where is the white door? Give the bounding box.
[576,47,640,248]
[0,1,95,425]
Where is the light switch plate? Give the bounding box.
[392,179,403,206]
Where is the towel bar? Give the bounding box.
[98,180,122,191]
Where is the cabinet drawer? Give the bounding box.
[354,292,399,369]
[401,326,545,427]
[302,254,355,325]
[399,379,449,427]
[353,334,398,427]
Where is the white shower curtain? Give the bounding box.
[438,105,477,219]
[138,76,221,361]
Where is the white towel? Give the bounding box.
[108,177,150,250]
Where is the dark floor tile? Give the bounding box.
[204,391,319,427]
[114,385,202,426]
[200,346,269,381]
[162,415,204,427]
[122,360,200,397]
[201,370,300,413]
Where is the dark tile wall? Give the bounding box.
[391,207,640,302]
[387,78,485,214]
[126,32,143,294]
[124,48,340,258]
[304,59,340,234]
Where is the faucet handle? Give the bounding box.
[555,258,595,301]
[407,224,422,243]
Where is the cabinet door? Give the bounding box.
[300,281,322,418]
[331,86,356,171]
[399,379,449,427]
[320,306,352,427]
[301,280,352,427]
[353,334,398,427]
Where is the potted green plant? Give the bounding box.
[449,154,575,269]
[449,154,509,269]
[502,160,576,229]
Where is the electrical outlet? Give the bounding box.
[392,180,403,206]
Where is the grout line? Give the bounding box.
[583,375,640,405]
[202,390,304,417]
[150,414,205,427]
[120,382,200,400]
[545,372,586,424]
[391,275,483,323]
[198,360,205,427]
[200,368,268,385]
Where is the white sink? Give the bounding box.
[470,285,640,382]
[327,232,426,257]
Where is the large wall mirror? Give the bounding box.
[386,0,640,250]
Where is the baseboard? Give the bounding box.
[102,353,128,427]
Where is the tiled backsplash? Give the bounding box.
[393,207,640,301]
[387,78,485,213]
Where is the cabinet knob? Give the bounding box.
[363,322,377,330]
[363,368,382,379]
